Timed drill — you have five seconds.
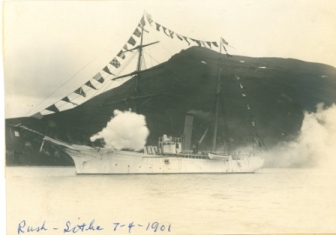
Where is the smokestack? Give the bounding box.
[182,113,194,151]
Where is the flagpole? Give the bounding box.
[212,38,222,153]
[134,13,145,112]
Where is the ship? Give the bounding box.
[8,12,265,174]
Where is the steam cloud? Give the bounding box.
[266,103,336,168]
[90,110,149,151]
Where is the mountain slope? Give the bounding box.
[6,46,336,165]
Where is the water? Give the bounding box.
[5,167,336,234]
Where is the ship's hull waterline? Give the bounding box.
[65,148,265,175]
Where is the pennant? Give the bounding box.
[31,112,43,119]
[246,104,250,110]
[46,104,59,113]
[176,34,184,41]
[117,50,126,59]
[192,39,201,47]
[93,73,104,83]
[62,97,78,105]
[239,84,244,89]
[162,26,171,37]
[127,36,136,46]
[235,75,240,80]
[222,44,228,52]
[212,41,219,47]
[85,81,97,90]
[226,53,233,57]
[183,36,190,45]
[146,13,153,25]
[103,66,114,75]
[206,42,212,48]
[123,44,129,51]
[242,94,247,97]
[133,28,141,37]
[110,58,121,68]
[155,22,161,32]
[201,41,207,47]
[140,16,146,27]
[252,121,256,127]
[168,29,174,38]
[221,37,229,45]
[74,87,86,97]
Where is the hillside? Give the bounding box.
[6,46,336,166]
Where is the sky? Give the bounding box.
[2,0,336,118]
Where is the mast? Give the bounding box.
[133,24,144,112]
[212,39,222,153]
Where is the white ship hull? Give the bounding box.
[64,147,264,175]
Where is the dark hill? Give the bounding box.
[6,47,336,165]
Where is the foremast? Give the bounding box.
[107,14,160,112]
[134,24,144,112]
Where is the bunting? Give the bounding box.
[117,50,126,59]
[221,37,229,45]
[133,28,141,37]
[31,112,43,119]
[146,13,226,52]
[183,36,190,45]
[191,39,201,47]
[212,42,219,47]
[46,104,59,113]
[127,36,136,46]
[93,73,105,83]
[62,97,78,105]
[74,87,86,98]
[146,12,153,25]
[176,34,184,41]
[155,22,161,32]
[38,12,230,117]
[168,29,174,38]
[110,58,121,68]
[222,44,228,52]
[103,66,114,75]
[85,81,97,90]
[162,26,171,37]
[140,16,146,27]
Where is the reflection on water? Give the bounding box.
[5,167,336,234]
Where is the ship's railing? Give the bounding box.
[144,146,158,155]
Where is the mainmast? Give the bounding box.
[212,39,222,153]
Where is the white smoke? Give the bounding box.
[90,110,149,151]
[266,103,336,169]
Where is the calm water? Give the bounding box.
[5,167,336,235]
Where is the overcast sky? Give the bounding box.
[3,0,336,118]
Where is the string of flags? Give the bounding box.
[233,74,256,128]
[32,12,232,118]
[145,12,231,58]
